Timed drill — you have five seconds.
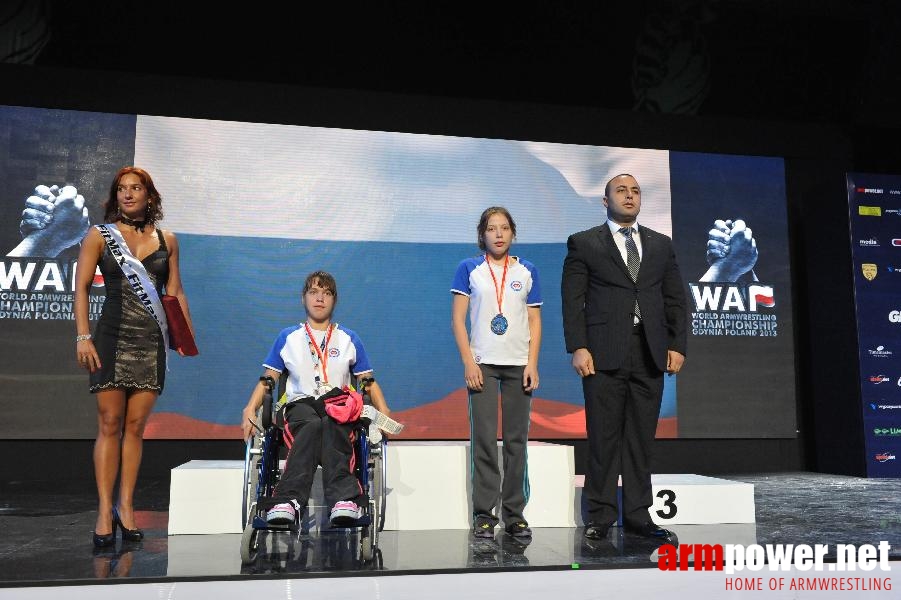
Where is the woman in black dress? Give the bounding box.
[74,167,194,547]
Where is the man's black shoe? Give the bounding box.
[583,522,611,540]
[581,536,622,557]
[624,520,678,545]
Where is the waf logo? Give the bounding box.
[328,348,340,358]
[869,375,890,384]
[1,260,102,292]
[689,284,775,311]
[510,281,523,292]
[875,452,896,463]
[862,264,877,281]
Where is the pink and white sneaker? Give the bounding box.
[266,501,298,525]
[329,500,361,526]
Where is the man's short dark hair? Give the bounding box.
[604,173,636,199]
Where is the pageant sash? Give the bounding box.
[95,224,169,370]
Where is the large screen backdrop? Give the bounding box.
[0,105,796,439]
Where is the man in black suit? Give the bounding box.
[561,173,687,542]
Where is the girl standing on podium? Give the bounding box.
[451,206,543,540]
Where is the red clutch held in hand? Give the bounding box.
[161,295,199,356]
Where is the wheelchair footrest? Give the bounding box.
[250,514,298,532]
[327,514,372,529]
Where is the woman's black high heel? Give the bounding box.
[93,530,116,548]
[93,509,116,547]
[113,507,144,542]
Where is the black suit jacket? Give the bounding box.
[561,223,687,372]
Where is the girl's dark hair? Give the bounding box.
[476,206,516,251]
[103,166,164,226]
[303,270,338,303]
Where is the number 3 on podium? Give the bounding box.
[655,489,678,519]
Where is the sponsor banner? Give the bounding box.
[848,172,901,477]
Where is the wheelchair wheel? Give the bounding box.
[242,435,261,527]
[240,521,259,565]
[370,455,382,551]
[376,441,387,533]
[360,524,374,562]
[360,443,385,561]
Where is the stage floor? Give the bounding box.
[1,472,899,585]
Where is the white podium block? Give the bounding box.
[168,441,576,534]
[383,440,575,530]
[649,474,755,525]
[168,460,244,535]
[383,441,469,531]
[167,448,754,534]
[573,473,756,526]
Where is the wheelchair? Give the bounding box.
[240,374,387,565]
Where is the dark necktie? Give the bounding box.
[620,227,641,321]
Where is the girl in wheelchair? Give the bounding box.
[240,270,391,528]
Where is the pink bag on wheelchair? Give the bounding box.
[321,386,364,424]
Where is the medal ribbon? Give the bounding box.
[304,322,335,387]
[486,254,509,316]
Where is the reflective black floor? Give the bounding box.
[1,472,899,584]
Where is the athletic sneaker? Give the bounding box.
[330,500,361,526]
[505,521,532,538]
[266,501,297,525]
[473,516,496,539]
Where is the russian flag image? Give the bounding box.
[130,115,678,438]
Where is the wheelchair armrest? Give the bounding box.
[260,375,274,429]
